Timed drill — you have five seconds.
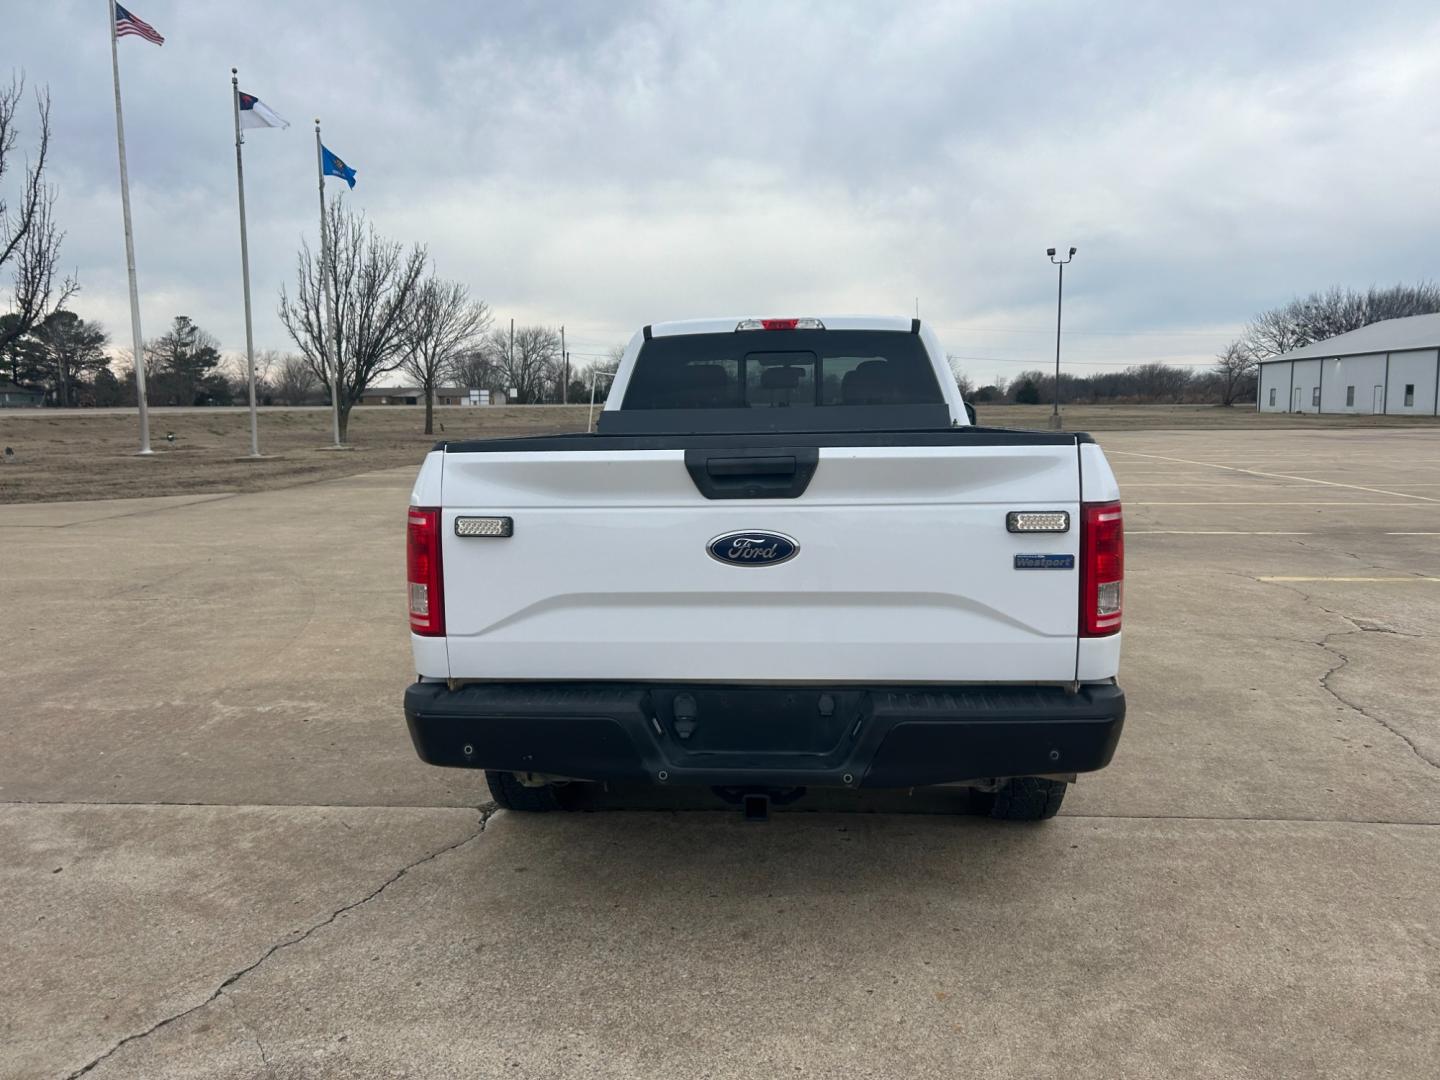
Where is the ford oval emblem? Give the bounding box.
[707,530,799,567]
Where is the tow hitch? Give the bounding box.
[712,786,808,822]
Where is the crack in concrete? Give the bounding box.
[1317,629,1440,771]
[60,807,496,1080]
[1236,571,1440,773]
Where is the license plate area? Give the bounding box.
[650,687,865,760]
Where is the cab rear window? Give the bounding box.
[621,330,943,410]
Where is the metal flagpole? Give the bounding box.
[231,69,261,457]
[315,120,342,446]
[108,0,153,455]
[560,324,566,404]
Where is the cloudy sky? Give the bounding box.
[12,0,1440,384]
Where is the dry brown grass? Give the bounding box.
[1,402,1436,504]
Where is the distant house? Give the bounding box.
[359,386,504,406]
[0,381,44,408]
[360,385,423,406]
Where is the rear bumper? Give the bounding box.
[404,682,1125,789]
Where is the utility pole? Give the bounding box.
[509,317,515,402]
[560,324,567,404]
[1046,247,1076,430]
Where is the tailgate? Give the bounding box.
[439,441,1081,683]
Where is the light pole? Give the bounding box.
[1047,246,1076,430]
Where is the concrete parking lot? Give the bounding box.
[2,426,1438,1079]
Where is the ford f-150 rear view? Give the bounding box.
[403,315,1125,820]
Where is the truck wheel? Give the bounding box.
[485,770,564,812]
[976,777,1067,821]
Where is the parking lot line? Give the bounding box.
[1108,449,1440,503]
[1134,506,1428,509]
[1257,576,1440,583]
[1129,530,1311,535]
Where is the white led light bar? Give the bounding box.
[1006,511,1070,534]
[455,516,514,538]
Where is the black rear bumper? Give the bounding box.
[404,682,1125,789]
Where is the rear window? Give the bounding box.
[621,330,944,410]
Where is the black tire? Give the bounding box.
[974,777,1067,821]
[485,770,564,812]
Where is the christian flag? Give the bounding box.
[238,92,289,130]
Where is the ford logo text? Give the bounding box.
[707,530,799,567]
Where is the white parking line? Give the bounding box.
[1129,530,1311,535]
[1128,506,1422,509]
[1385,532,1440,536]
[1258,576,1440,583]
[1108,449,1440,503]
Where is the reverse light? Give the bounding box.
[1007,510,1070,534]
[735,317,826,331]
[407,507,444,636]
[1079,501,1123,637]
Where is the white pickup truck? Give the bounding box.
[404,315,1125,821]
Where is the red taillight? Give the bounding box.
[407,507,444,636]
[761,318,800,331]
[1080,501,1123,637]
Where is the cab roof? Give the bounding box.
[648,315,918,337]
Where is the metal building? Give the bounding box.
[1256,313,1440,416]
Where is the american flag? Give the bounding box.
[115,3,165,46]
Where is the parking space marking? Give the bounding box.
[1130,530,1311,535]
[1108,449,1440,503]
[1134,506,1428,509]
[1385,532,1440,536]
[1255,576,1434,584]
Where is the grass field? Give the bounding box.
[1,401,1437,503]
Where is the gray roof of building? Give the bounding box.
[1259,313,1440,364]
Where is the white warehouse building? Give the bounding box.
[1256,313,1440,416]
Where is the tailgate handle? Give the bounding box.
[707,455,795,477]
[685,448,819,499]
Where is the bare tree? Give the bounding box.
[451,345,503,397]
[0,76,76,361]
[1213,339,1257,406]
[274,352,317,405]
[1129,361,1192,404]
[947,354,975,399]
[401,277,492,434]
[278,196,427,441]
[1243,282,1440,359]
[224,347,282,404]
[490,323,560,403]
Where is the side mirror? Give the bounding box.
[963,402,977,426]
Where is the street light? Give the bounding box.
[1047,246,1076,430]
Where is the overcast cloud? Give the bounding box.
[10,0,1440,383]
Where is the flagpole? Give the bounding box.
[231,69,262,458]
[315,120,342,447]
[108,0,153,455]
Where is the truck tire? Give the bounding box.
[976,777,1067,821]
[485,770,564,812]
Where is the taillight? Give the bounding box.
[407,507,444,636]
[1080,501,1123,636]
